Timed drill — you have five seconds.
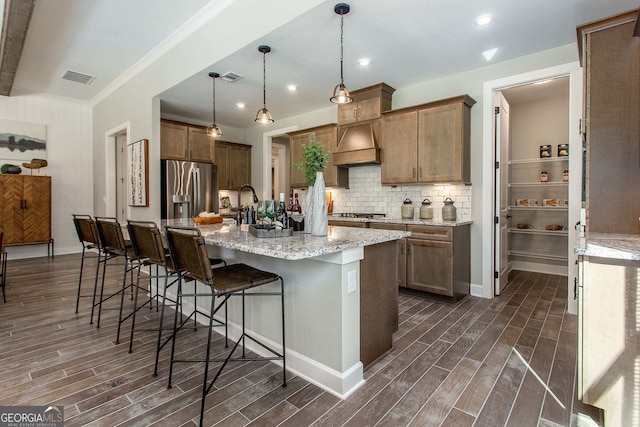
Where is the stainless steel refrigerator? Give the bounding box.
[161,160,219,219]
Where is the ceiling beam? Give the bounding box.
[0,0,35,96]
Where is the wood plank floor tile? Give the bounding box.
[1,254,595,427]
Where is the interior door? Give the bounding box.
[494,91,510,295]
[115,133,128,222]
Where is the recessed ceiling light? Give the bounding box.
[475,14,492,26]
[358,58,371,66]
[482,47,500,61]
[236,103,245,109]
[287,85,297,91]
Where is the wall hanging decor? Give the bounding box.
[128,138,149,207]
[0,119,46,162]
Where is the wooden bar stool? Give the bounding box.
[94,217,138,344]
[71,214,103,321]
[164,226,286,427]
[0,230,7,303]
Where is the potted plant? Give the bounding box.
[296,133,330,236]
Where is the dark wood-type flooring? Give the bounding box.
[0,254,604,426]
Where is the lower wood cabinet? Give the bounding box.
[214,141,251,190]
[406,224,470,299]
[0,175,52,247]
[370,222,406,287]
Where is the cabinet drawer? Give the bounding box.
[408,225,452,241]
[370,223,406,231]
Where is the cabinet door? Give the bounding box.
[188,127,215,163]
[160,121,188,160]
[418,102,469,183]
[22,176,51,244]
[313,126,348,188]
[381,110,418,184]
[0,175,24,244]
[357,97,381,122]
[370,222,407,288]
[337,104,358,125]
[229,144,251,190]
[289,134,308,188]
[406,238,453,296]
[215,143,231,189]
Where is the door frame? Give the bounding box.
[481,62,582,314]
[104,122,131,218]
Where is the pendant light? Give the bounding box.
[206,72,222,137]
[255,45,274,124]
[330,3,353,104]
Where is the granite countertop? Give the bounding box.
[163,218,410,261]
[328,215,472,227]
[575,232,640,261]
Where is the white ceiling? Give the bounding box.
[10,0,640,128]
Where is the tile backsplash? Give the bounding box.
[297,165,472,221]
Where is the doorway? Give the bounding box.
[482,62,582,314]
[115,132,128,222]
[271,137,289,201]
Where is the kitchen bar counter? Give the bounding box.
[574,232,640,260]
[161,218,409,399]
[164,218,410,260]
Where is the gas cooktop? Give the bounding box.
[334,213,386,219]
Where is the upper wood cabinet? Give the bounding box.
[337,83,395,125]
[381,95,475,185]
[289,124,349,188]
[215,141,252,190]
[161,120,215,163]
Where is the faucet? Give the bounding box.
[237,184,259,225]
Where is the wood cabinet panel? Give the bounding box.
[381,95,474,185]
[418,101,470,183]
[337,83,394,125]
[381,110,417,184]
[370,222,407,288]
[188,126,215,163]
[215,141,251,190]
[289,124,348,188]
[161,120,214,163]
[0,175,51,246]
[407,238,453,295]
[160,121,188,160]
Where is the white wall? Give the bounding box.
[0,94,93,258]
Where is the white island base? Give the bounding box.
[161,221,409,399]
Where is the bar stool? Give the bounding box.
[72,214,103,321]
[0,230,7,303]
[94,217,138,344]
[165,226,286,427]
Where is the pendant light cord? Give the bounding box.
[339,13,345,86]
[262,51,267,108]
[212,76,216,124]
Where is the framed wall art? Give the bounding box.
[128,139,149,207]
[0,119,46,161]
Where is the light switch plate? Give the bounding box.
[348,270,357,293]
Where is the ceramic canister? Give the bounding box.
[442,197,457,221]
[401,198,414,219]
[420,198,433,220]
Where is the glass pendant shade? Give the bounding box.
[255,107,274,124]
[206,124,222,137]
[330,83,353,104]
[207,72,222,137]
[255,45,274,124]
[330,3,353,104]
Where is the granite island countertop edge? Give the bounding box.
[575,232,640,261]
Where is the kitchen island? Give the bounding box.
[163,219,410,398]
[575,233,640,426]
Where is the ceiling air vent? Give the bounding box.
[62,70,96,84]
[220,71,244,83]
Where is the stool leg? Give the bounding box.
[199,293,217,427]
[167,275,183,389]
[115,258,131,345]
[75,247,86,313]
[96,253,109,329]
[153,269,170,377]
[128,259,143,353]
[89,250,103,325]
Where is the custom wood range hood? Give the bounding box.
[332,122,381,166]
